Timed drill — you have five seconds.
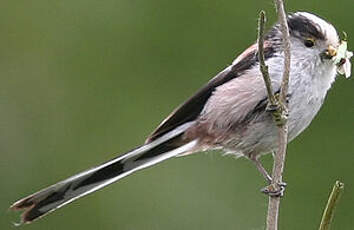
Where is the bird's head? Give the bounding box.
[267,12,352,78]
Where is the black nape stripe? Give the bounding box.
[287,14,325,40]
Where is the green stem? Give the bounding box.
[319,181,345,230]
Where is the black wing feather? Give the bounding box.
[146,45,275,142]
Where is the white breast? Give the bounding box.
[287,55,337,141]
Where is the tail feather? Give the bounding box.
[10,122,197,224]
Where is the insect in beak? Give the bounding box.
[332,39,353,78]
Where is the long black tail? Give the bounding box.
[10,122,197,224]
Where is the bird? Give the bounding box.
[10,12,352,224]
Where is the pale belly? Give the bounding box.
[222,65,336,158]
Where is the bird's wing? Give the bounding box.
[146,43,276,143]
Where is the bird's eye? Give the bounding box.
[304,38,315,48]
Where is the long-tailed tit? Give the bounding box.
[10,12,352,224]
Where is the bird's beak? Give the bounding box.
[320,45,338,60]
[326,45,337,58]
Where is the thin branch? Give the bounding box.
[266,126,288,230]
[266,1,291,229]
[257,10,277,107]
[319,181,345,230]
[275,0,291,106]
[257,0,291,230]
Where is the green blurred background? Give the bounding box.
[1,0,353,229]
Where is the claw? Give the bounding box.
[261,181,287,197]
[266,104,280,112]
[265,95,288,127]
[286,93,291,104]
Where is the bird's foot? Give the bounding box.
[261,181,287,197]
[265,92,290,127]
[265,103,280,113]
[266,102,288,126]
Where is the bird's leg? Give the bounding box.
[250,155,286,197]
[251,156,272,184]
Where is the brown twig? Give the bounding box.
[256,0,291,229]
[257,11,277,107]
[267,1,291,229]
[319,181,345,230]
[276,0,291,106]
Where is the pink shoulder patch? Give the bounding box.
[232,41,270,65]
